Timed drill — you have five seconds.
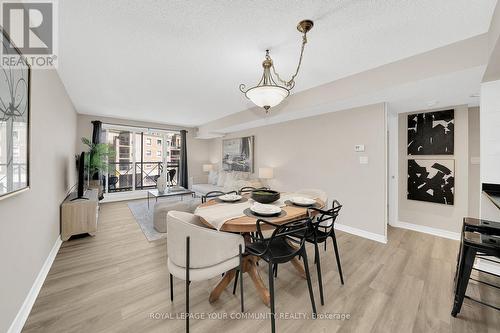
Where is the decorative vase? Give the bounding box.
[157,171,167,193]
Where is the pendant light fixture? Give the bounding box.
[239,19,314,113]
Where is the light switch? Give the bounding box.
[355,144,365,152]
[359,156,369,164]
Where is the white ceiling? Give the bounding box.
[58,0,497,127]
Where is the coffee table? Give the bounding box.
[147,187,194,209]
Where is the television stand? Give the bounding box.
[61,189,99,241]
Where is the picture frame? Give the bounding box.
[0,27,31,200]
[407,109,454,155]
[222,136,254,173]
[407,159,455,205]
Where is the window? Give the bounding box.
[102,123,181,193]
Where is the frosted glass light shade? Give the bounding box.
[245,86,289,109]
[259,167,274,179]
[203,164,214,172]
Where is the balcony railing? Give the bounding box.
[0,163,27,193]
[107,162,179,193]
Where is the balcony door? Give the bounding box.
[103,125,180,194]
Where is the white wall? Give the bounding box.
[397,105,469,235]
[208,103,388,241]
[0,70,77,332]
[468,107,481,218]
[480,80,500,185]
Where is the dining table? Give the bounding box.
[195,192,325,307]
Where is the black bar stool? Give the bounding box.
[451,231,500,316]
[454,218,500,282]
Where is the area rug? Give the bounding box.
[127,198,175,242]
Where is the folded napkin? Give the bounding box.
[194,201,250,230]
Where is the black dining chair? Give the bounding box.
[291,200,344,306]
[201,190,237,203]
[167,169,176,185]
[244,217,317,333]
[238,186,269,195]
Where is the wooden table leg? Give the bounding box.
[290,257,307,279]
[209,269,236,303]
[287,240,307,279]
[245,256,271,307]
[208,256,271,307]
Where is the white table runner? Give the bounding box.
[195,193,297,230]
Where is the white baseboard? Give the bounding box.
[390,220,460,241]
[7,236,62,333]
[335,223,387,244]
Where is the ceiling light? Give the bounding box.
[240,20,314,113]
[470,93,480,98]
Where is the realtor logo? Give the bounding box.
[1,0,58,68]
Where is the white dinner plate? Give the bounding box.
[250,203,282,216]
[290,196,316,207]
[219,194,242,202]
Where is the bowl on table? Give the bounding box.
[251,189,280,204]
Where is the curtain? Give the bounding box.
[91,121,103,199]
[179,130,188,188]
[91,120,102,146]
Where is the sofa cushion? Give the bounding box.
[192,183,223,196]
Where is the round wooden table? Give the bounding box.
[197,195,325,307]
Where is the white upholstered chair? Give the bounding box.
[166,211,245,332]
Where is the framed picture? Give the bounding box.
[222,136,254,172]
[0,28,31,200]
[408,109,454,155]
[407,159,454,205]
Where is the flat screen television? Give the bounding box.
[73,152,88,200]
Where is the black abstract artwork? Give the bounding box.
[407,159,454,205]
[408,109,454,155]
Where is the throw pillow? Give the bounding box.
[223,172,238,189]
[208,170,218,185]
[216,171,227,187]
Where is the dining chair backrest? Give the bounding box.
[254,217,312,262]
[201,190,237,203]
[239,186,269,194]
[167,211,244,269]
[168,169,176,183]
[308,200,342,231]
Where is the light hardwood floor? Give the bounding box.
[23,201,500,333]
